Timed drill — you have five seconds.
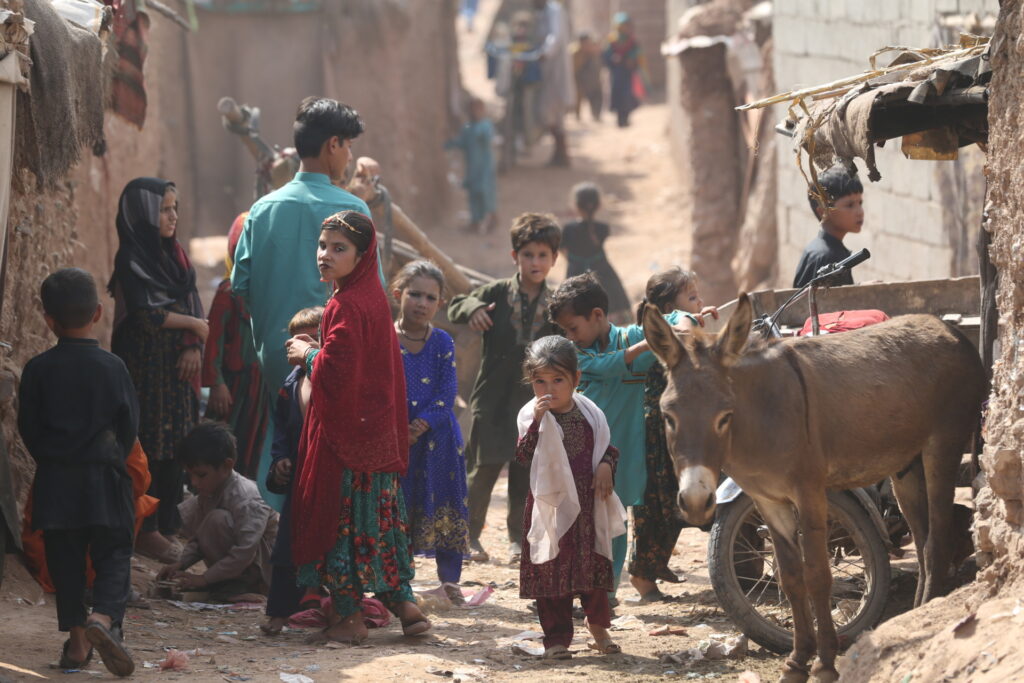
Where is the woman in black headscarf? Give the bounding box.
[109,178,207,561]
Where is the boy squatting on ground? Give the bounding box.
[158,422,278,599]
[547,272,688,599]
[792,162,864,289]
[18,268,140,676]
[448,213,562,564]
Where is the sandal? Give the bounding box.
[85,621,135,677]
[588,639,622,654]
[401,618,432,636]
[443,583,466,606]
[542,645,572,660]
[56,639,93,670]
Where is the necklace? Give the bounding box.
[397,320,430,342]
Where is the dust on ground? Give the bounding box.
[0,476,781,683]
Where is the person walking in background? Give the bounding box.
[571,31,603,122]
[108,178,206,564]
[202,212,269,480]
[445,97,497,234]
[391,261,469,604]
[604,12,645,128]
[560,183,629,320]
[532,0,574,166]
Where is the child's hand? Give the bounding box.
[468,303,496,332]
[157,562,181,581]
[174,572,207,591]
[533,394,552,423]
[411,418,430,436]
[207,383,233,417]
[698,306,720,326]
[271,459,293,487]
[191,317,210,343]
[594,462,613,500]
[285,337,312,366]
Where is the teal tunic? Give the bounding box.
[575,311,687,507]
[230,172,377,507]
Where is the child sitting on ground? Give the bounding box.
[547,272,688,604]
[628,267,717,602]
[261,306,323,635]
[560,182,629,320]
[516,335,627,659]
[448,213,562,565]
[793,163,864,288]
[18,268,139,676]
[392,260,469,603]
[157,422,278,600]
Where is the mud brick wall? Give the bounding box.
[973,0,1024,586]
[773,0,994,286]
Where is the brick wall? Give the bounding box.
[774,0,995,286]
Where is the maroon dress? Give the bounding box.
[516,406,618,599]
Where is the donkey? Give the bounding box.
[643,295,986,683]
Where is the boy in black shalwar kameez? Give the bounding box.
[18,268,139,677]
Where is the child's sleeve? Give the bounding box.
[200,499,273,586]
[448,281,501,324]
[115,363,140,459]
[265,385,294,496]
[578,327,649,379]
[411,334,459,434]
[16,360,41,458]
[600,443,619,475]
[515,420,540,465]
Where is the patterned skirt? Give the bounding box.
[296,470,416,617]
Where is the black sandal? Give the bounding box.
[85,621,135,677]
[56,639,93,670]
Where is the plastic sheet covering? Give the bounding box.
[50,0,107,33]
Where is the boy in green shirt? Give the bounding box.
[448,213,561,564]
[547,272,687,600]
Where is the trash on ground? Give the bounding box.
[158,649,190,671]
[465,585,494,607]
[511,642,545,657]
[279,674,314,683]
[649,624,688,636]
[610,614,644,630]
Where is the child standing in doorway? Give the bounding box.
[392,260,469,603]
[516,335,626,659]
[628,267,717,602]
[560,183,629,320]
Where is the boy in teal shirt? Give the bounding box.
[548,272,690,600]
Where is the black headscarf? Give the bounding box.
[108,177,203,326]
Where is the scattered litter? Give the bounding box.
[224,676,251,682]
[510,642,545,657]
[216,635,242,645]
[218,631,239,635]
[154,621,170,628]
[495,580,517,590]
[952,613,977,637]
[143,661,156,669]
[305,664,321,672]
[649,625,688,636]
[610,614,644,630]
[465,585,494,607]
[159,649,190,671]
[182,648,214,657]
[660,635,748,664]
[415,588,453,613]
[279,674,314,683]
[472,659,486,664]
[167,600,231,612]
[426,666,454,677]
[510,630,544,641]
[195,626,212,632]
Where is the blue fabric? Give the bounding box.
[267,367,303,565]
[398,330,470,561]
[445,120,497,222]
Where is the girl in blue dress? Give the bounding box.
[392,261,470,604]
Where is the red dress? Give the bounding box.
[516,406,618,598]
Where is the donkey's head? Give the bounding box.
[643,295,753,525]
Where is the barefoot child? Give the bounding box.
[547,272,689,602]
[18,268,139,676]
[448,213,561,565]
[516,336,627,659]
[284,211,429,644]
[628,267,717,602]
[261,306,324,635]
[392,261,470,603]
[158,422,278,599]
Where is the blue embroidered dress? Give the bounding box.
[398,329,470,572]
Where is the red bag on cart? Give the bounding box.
[798,309,889,336]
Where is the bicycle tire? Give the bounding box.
[708,492,890,654]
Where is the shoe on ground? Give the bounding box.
[468,539,489,563]
[508,541,522,565]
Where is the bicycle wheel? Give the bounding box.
[707,492,890,654]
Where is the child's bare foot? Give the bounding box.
[585,619,621,654]
[63,626,92,666]
[135,531,181,563]
[260,616,288,636]
[630,575,666,603]
[394,600,431,636]
[322,611,368,645]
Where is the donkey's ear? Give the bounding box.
[714,293,753,367]
[643,304,682,368]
